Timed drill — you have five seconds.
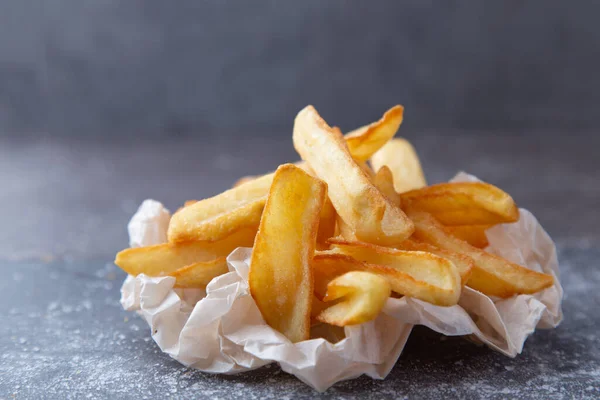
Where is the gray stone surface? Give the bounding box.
[1,134,599,398]
[1,1,600,136]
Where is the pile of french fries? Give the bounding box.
[115,105,554,343]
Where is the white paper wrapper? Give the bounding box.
[127,199,171,248]
[120,173,563,391]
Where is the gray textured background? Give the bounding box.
[2,0,599,137]
[2,2,600,398]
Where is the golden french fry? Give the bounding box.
[445,224,491,248]
[249,164,326,343]
[373,165,401,205]
[336,165,399,241]
[314,252,459,306]
[168,173,273,242]
[317,196,337,247]
[400,182,519,226]
[293,105,414,246]
[370,138,426,193]
[171,257,229,288]
[115,227,255,277]
[316,271,390,326]
[344,105,404,162]
[392,238,474,284]
[357,161,376,180]
[173,163,316,243]
[253,164,334,248]
[326,238,461,306]
[405,208,554,298]
[336,214,357,241]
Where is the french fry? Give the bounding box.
[231,174,335,250]
[326,238,461,306]
[249,164,326,343]
[316,271,391,326]
[171,257,229,288]
[445,224,491,248]
[336,214,357,241]
[400,182,519,226]
[314,252,460,306]
[405,208,554,298]
[357,161,376,180]
[168,173,273,242]
[392,238,474,284]
[370,138,427,193]
[293,105,414,246]
[317,196,337,247]
[115,227,256,277]
[373,165,401,205]
[173,163,324,245]
[344,105,404,162]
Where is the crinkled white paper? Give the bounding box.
[120,173,563,391]
[127,199,171,248]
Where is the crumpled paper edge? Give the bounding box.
[119,173,563,391]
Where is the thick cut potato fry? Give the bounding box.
[344,105,404,162]
[314,252,460,306]
[115,227,256,276]
[445,224,491,248]
[401,182,519,226]
[293,105,414,246]
[392,238,474,284]
[171,257,229,288]
[336,214,357,241]
[249,164,326,343]
[316,271,390,326]
[371,138,426,193]
[231,170,334,248]
[317,196,337,247]
[168,173,274,242]
[326,238,461,305]
[373,165,401,205]
[405,209,554,297]
[357,161,376,180]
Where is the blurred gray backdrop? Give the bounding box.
[1,0,599,137]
